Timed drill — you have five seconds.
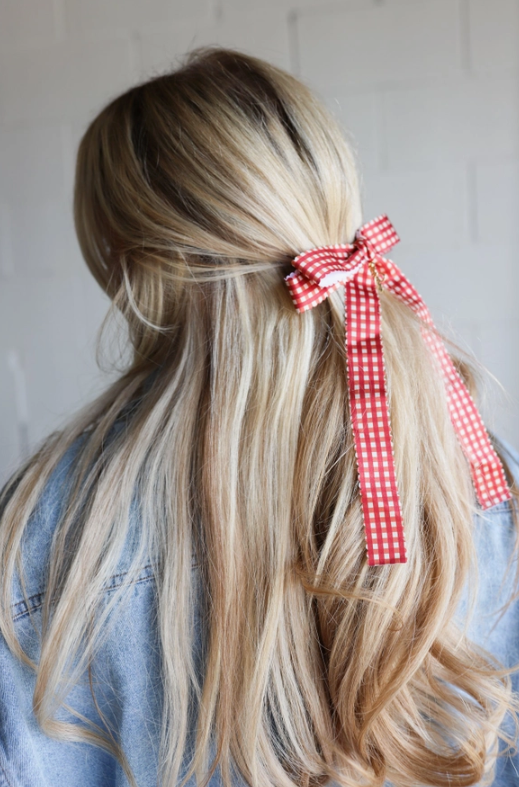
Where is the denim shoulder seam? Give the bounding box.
[11,557,199,622]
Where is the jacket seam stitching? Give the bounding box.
[104,563,155,587]
[12,570,160,622]
[11,557,199,620]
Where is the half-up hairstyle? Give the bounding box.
[1,46,519,787]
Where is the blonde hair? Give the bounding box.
[1,47,519,787]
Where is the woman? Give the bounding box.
[0,47,518,787]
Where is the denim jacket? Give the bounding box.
[1,435,519,787]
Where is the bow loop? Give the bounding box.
[291,242,362,287]
[354,214,400,258]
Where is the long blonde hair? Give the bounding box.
[1,47,519,787]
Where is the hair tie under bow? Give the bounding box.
[285,215,512,566]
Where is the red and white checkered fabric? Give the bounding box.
[285,215,512,566]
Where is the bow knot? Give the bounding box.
[354,229,378,260]
[286,215,399,311]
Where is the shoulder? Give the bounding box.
[3,434,90,608]
[458,433,519,651]
[490,432,519,509]
[472,433,519,526]
[2,424,158,617]
[471,432,519,554]
[0,430,168,787]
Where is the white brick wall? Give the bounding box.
[65,0,212,34]
[0,38,137,124]
[297,1,463,90]
[138,9,292,74]
[381,76,519,167]
[0,0,518,482]
[468,0,519,72]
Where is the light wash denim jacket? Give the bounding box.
[1,434,519,787]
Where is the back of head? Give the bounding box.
[1,47,519,787]
[75,47,361,334]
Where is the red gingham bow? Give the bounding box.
[285,215,512,566]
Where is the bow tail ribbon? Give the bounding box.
[378,257,511,512]
[345,271,406,565]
